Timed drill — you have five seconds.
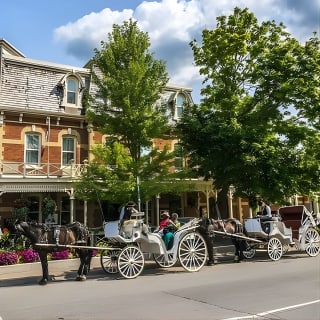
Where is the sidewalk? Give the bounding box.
[0,256,102,281]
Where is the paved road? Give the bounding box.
[0,249,319,320]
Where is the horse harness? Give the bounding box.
[37,224,85,245]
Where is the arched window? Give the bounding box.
[62,136,76,165]
[25,133,41,165]
[67,77,77,104]
[58,73,85,111]
[176,93,186,119]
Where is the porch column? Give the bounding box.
[206,190,210,218]
[144,201,149,225]
[65,187,75,223]
[39,197,43,223]
[84,200,88,225]
[227,185,235,219]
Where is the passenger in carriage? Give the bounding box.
[162,213,181,248]
[156,211,171,232]
[169,213,181,231]
[155,211,176,249]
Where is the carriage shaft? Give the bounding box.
[34,243,121,251]
[213,230,263,243]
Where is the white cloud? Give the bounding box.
[53,0,320,103]
[54,8,133,43]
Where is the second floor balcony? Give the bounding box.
[0,161,86,179]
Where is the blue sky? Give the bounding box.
[1,0,319,103]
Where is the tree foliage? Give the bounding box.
[76,19,191,205]
[178,7,320,207]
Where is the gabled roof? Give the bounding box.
[0,38,25,57]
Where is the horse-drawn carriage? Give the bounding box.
[242,205,320,261]
[15,204,318,285]
[16,213,249,284]
[100,212,208,279]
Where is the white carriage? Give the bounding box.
[242,205,320,261]
[99,212,208,279]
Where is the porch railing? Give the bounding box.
[0,161,86,179]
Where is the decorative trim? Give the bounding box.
[0,183,70,193]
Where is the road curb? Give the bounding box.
[0,257,101,279]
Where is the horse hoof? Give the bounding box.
[207,260,215,266]
[75,275,86,281]
[39,279,48,285]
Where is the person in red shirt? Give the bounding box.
[158,211,171,230]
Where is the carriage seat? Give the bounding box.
[119,219,145,239]
[104,220,121,238]
[279,206,303,239]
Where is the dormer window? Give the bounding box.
[67,78,77,104]
[175,93,186,119]
[58,73,84,111]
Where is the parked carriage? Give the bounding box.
[100,212,208,279]
[242,205,320,261]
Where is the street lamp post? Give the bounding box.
[156,194,160,226]
[137,176,141,212]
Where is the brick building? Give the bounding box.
[0,39,222,229]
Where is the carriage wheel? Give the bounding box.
[242,246,256,259]
[267,237,283,261]
[100,249,120,274]
[117,245,145,279]
[305,228,320,257]
[153,253,177,268]
[178,232,207,272]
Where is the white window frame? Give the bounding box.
[59,73,84,108]
[25,133,41,166]
[175,93,186,119]
[62,136,76,166]
[67,77,78,105]
[174,143,184,172]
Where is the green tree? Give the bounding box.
[77,19,192,206]
[178,7,320,213]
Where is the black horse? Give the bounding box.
[197,217,247,264]
[15,220,93,285]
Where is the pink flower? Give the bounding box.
[0,251,19,265]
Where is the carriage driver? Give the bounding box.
[119,201,138,220]
[257,200,272,233]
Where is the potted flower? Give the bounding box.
[12,198,30,221]
[42,195,57,223]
